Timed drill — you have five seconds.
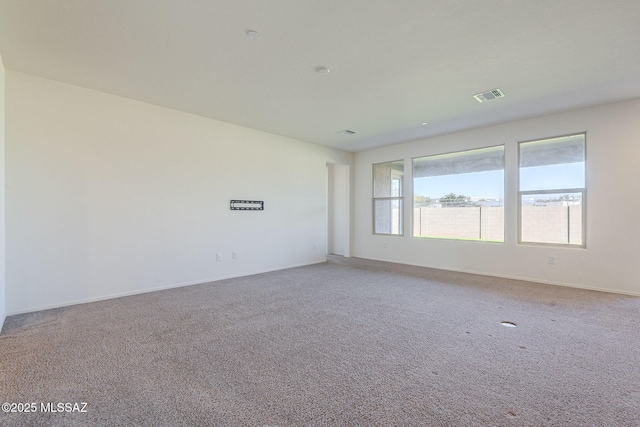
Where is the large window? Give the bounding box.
[413,146,504,241]
[518,133,586,247]
[373,160,404,235]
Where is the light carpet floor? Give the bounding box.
[1,256,639,426]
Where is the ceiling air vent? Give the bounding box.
[473,88,505,103]
[338,129,356,135]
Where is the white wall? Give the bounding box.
[354,98,640,295]
[327,164,350,256]
[0,53,6,329]
[5,70,352,315]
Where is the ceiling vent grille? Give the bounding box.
[473,88,505,103]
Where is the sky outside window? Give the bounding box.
[414,169,504,201]
[414,159,583,201]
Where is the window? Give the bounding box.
[413,146,504,241]
[373,160,404,235]
[518,133,586,246]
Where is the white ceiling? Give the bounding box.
[1,0,639,152]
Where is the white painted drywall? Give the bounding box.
[354,98,640,295]
[327,164,350,256]
[5,71,352,315]
[327,164,335,254]
[0,52,6,329]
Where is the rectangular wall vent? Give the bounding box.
[473,88,505,103]
[230,200,264,210]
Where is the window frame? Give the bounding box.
[517,132,587,248]
[372,160,404,236]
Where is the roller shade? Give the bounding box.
[413,145,504,178]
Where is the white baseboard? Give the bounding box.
[355,256,640,297]
[7,259,327,316]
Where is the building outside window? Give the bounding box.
[373,160,404,235]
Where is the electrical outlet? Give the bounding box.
[232,251,238,260]
[548,256,556,265]
[216,253,222,261]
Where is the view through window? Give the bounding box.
[373,160,404,235]
[413,146,504,241]
[519,133,586,246]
